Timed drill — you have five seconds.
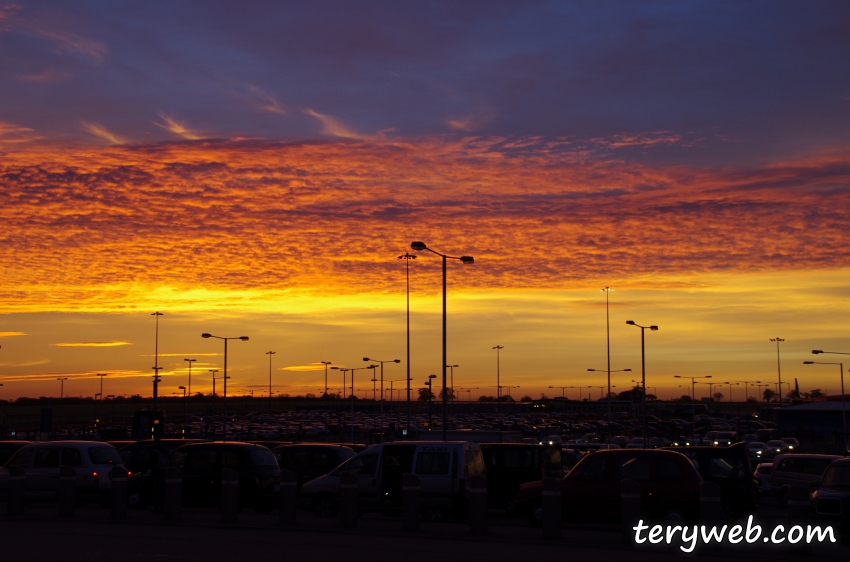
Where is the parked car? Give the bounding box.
[142,441,281,513]
[117,439,207,474]
[766,440,790,456]
[298,441,485,522]
[780,437,800,451]
[771,453,842,507]
[754,462,773,496]
[813,458,850,544]
[0,441,123,506]
[664,443,756,517]
[515,449,702,525]
[560,449,584,472]
[713,432,738,446]
[0,441,32,466]
[480,443,561,514]
[272,443,356,490]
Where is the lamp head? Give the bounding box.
[650,326,659,331]
[239,336,249,341]
[587,368,596,372]
[804,361,814,364]
[626,320,635,325]
[201,333,211,338]
[411,241,427,251]
[178,386,186,390]
[331,366,339,370]
[705,376,712,379]
[429,374,437,379]
[812,350,823,354]
[363,357,370,361]
[460,256,474,264]
[624,368,632,372]
[393,359,401,363]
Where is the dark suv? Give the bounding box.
[117,439,206,474]
[813,458,850,544]
[480,444,562,514]
[129,441,280,513]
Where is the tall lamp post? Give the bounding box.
[57,377,68,400]
[411,241,474,442]
[492,345,504,400]
[201,333,249,442]
[735,380,761,403]
[151,311,163,408]
[331,367,351,399]
[601,287,614,419]
[723,382,740,403]
[459,387,478,401]
[184,358,196,398]
[320,361,333,398]
[398,252,417,436]
[266,351,276,412]
[588,367,631,412]
[362,358,400,417]
[771,338,785,406]
[549,386,569,398]
[209,369,219,414]
[626,320,658,448]
[425,374,436,428]
[446,364,459,402]
[95,373,107,422]
[177,385,187,437]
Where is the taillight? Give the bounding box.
[93,471,99,485]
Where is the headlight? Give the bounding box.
[714,441,718,445]
[788,446,793,449]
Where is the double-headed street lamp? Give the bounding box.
[331,367,350,399]
[398,252,417,435]
[807,349,848,446]
[735,380,761,403]
[265,351,276,412]
[363,358,400,414]
[723,382,740,403]
[549,386,569,398]
[320,361,333,398]
[183,359,196,398]
[446,364,459,401]
[201,333,248,442]
[57,377,68,400]
[492,345,504,400]
[411,241,474,442]
[626,320,657,447]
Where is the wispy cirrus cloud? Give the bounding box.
[282,364,330,372]
[80,121,126,144]
[52,341,133,347]
[28,27,108,64]
[303,109,364,139]
[242,85,287,115]
[0,331,26,337]
[154,112,202,139]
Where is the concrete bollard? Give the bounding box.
[787,485,812,554]
[620,479,641,546]
[57,465,76,517]
[7,465,25,516]
[402,473,421,532]
[542,477,561,539]
[339,471,357,528]
[699,481,722,523]
[468,475,487,535]
[220,468,239,524]
[163,467,182,521]
[110,466,128,519]
[279,469,297,526]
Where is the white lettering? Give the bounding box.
[680,525,699,553]
[728,525,743,544]
[648,525,663,544]
[745,515,762,543]
[787,526,803,544]
[806,525,836,544]
[700,524,727,544]
[665,525,683,544]
[632,520,648,544]
[771,525,785,544]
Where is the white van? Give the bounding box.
[298,441,485,522]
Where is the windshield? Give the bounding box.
[88,446,122,465]
[821,464,850,488]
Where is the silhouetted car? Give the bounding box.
[515,449,702,525]
[117,439,207,474]
[272,444,356,490]
[127,441,280,513]
[664,443,756,517]
[480,443,561,514]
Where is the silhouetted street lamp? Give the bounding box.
[627,320,658,448]
[398,252,417,435]
[151,311,163,407]
[57,377,68,400]
[492,345,504,400]
[331,367,351,399]
[425,374,437,428]
[771,338,785,406]
[723,382,740,403]
[201,333,249,442]
[209,369,219,414]
[549,386,569,398]
[411,241,474,441]
[446,364,459,401]
[177,385,187,437]
[601,287,614,419]
[320,361,333,398]
[181,358,196,399]
[363,358,400,417]
[588,367,631,416]
[735,380,761,402]
[459,387,478,401]
[266,351,276,412]
[805,356,847,448]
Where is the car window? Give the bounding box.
[62,447,82,467]
[618,457,651,481]
[821,464,850,488]
[33,448,60,469]
[7,447,34,468]
[222,450,240,469]
[185,450,217,471]
[119,447,134,465]
[657,459,685,480]
[481,449,496,469]
[171,450,186,469]
[279,450,309,470]
[503,449,534,469]
[804,459,834,476]
[250,448,278,469]
[577,457,608,480]
[313,450,334,470]
[472,449,485,475]
[88,446,121,465]
[347,454,378,476]
[777,458,801,473]
[416,452,450,475]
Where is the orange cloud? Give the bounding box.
[80,121,125,144]
[1,137,849,313]
[154,112,202,139]
[53,341,133,347]
[0,332,26,337]
[303,109,364,139]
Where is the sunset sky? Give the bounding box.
[1,1,850,402]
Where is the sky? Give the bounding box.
[1,1,850,402]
